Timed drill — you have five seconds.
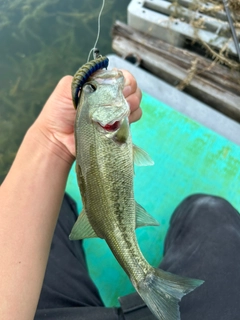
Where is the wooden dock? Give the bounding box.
[112,0,240,122]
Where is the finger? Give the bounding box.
[121,69,137,97]
[129,107,142,124]
[126,87,142,121]
[127,87,142,112]
[39,75,76,127]
[46,75,73,111]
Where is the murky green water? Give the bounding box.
[0,0,129,183]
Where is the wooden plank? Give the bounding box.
[112,21,240,95]
[143,0,230,36]
[112,35,240,121]
[166,0,228,21]
[128,0,238,55]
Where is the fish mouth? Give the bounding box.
[91,102,130,133]
[97,120,121,132]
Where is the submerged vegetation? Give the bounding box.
[0,0,129,183]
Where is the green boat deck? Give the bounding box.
[66,90,240,307]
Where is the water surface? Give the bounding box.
[0,0,129,182]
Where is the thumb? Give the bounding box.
[47,75,73,107]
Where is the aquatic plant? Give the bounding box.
[0,0,129,183]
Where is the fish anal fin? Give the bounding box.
[136,202,159,228]
[133,145,154,166]
[69,208,97,240]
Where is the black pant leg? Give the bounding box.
[120,194,240,320]
[35,193,240,320]
[160,194,240,320]
[35,194,120,320]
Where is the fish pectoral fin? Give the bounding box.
[69,208,97,240]
[114,117,129,143]
[135,202,159,228]
[133,145,154,166]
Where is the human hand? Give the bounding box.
[34,70,142,164]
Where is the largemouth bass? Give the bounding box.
[70,68,203,320]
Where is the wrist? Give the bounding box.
[28,122,75,168]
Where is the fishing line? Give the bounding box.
[87,0,105,62]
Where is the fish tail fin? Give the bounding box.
[136,268,204,320]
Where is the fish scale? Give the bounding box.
[70,67,204,320]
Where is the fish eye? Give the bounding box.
[84,83,97,93]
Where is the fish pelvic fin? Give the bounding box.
[135,202,159,227]
[136,268,204,320]
[69,208,97,240]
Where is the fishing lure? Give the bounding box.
[71,54,109,109]
[71,0,108,109]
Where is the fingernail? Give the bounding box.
[123,85,131,97]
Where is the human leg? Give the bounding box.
[120,194,240,319]
[35,194,120,319]
[160,194,240,320]
[36,193,240,319]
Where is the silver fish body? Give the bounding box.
[70,68,203,320]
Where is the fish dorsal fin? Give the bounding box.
[133,145,154,166]
[69,208,97,240]
[135,202,159,228]
[114,117,129,143]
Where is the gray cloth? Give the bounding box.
[35,194,240,319]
